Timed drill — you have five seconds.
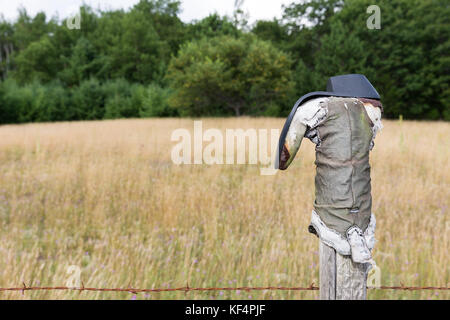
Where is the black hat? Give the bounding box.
[326,74,380,100]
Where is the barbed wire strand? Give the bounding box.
[0,283,448,295]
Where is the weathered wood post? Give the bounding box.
[319,241,369,300]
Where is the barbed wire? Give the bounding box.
[0,282,448,295]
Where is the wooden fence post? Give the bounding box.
[319,240,369,300]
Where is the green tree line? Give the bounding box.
[0,0,448,123]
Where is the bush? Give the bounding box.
[29,81,71,122]
[102,79,142,119]
[70,78,107,120]
[139,84,177,117]
[0,78,179,124]
[0,79,69,124]
[0,80,18,124]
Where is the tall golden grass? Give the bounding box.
[0,118,448,300]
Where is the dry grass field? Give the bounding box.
[0,118,448,300]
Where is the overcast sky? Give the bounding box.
[0,0,293,23]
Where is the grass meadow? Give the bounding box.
[0,118,448,300]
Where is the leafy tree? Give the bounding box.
[0,20,13,80]
[92,10,163,83]
[330,0,449,119]
[167,35,293,116]
[6,9,59,83]
[187,14,240,39]
[133,0,186,56]
[55,6,101,73]
[232,0,250,31]
[12,36,61,83]
[314,20,373,84]
[282,0,344,32]
[12,9,56,51]
[281,0,345,75]
[58,37,99,86]
[251,19,289,49]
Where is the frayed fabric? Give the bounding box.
[293,97,328,146]
[360,99,383,150]
[291,97,329,129]
[347,226,372,263]
[309,210,376,256]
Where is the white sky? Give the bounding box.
[0,0,293,23]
